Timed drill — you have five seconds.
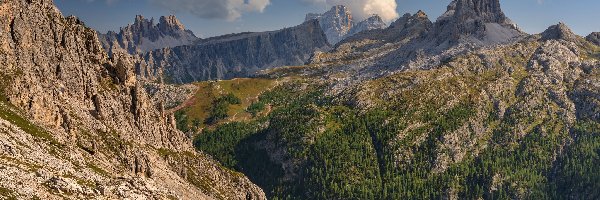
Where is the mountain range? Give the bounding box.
[135,19,330,83]
[98,15,198,56]
[2,0,600,199]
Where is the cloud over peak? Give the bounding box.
[304,0,399,22]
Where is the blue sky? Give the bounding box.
[55,0,600,38]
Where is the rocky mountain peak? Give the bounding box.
[333,10,431,51]
[134,15,146,23]
[310,5,354,44]
[428,0,523,47]
[307,5,387,44]
[415,10,428,19]
[349,14,387,35]
[541,22,578,42]
[132,15,154,32]
[158,15,187,34]
[586,32,600,46]
[390,11,430,30]
[99,14,198,55]
[453,0,507,23]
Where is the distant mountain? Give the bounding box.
[337,11,432,49]
[586,32,600,46]
[310,0,528,77]
[348,15,387,36]
[136,19,330,83]
[98,15,198,55]
[306,5,387,44]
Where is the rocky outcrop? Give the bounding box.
[427,0,523,47]
[0,0,264,199]
[136,19,330,83]
[307,5,387,44]
[541,22,578,42]
[98,15,198,56]
[586,32,600,46]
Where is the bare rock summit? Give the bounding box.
[0,0,265,199]
[428,0,524,47]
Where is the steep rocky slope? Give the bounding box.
[136,19,330,84]
[0,0,264,199]
[98,15,198,56]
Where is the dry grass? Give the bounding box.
[180,78,277,129]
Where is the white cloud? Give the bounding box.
[303,0,399,22]
[149,0,270,21]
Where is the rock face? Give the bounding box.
[586,32,600,46]
[306,5,353,44]
[428,0,523,47]
[307,5,387,44]
[98,15,198,56]
[0,0,264,199]
[136,19,330,83]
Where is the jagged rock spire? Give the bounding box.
[158,15,187,35]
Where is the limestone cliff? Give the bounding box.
[136,19,330,84]
[0,0,265,199]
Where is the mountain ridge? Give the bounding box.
[135,19,330,84]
